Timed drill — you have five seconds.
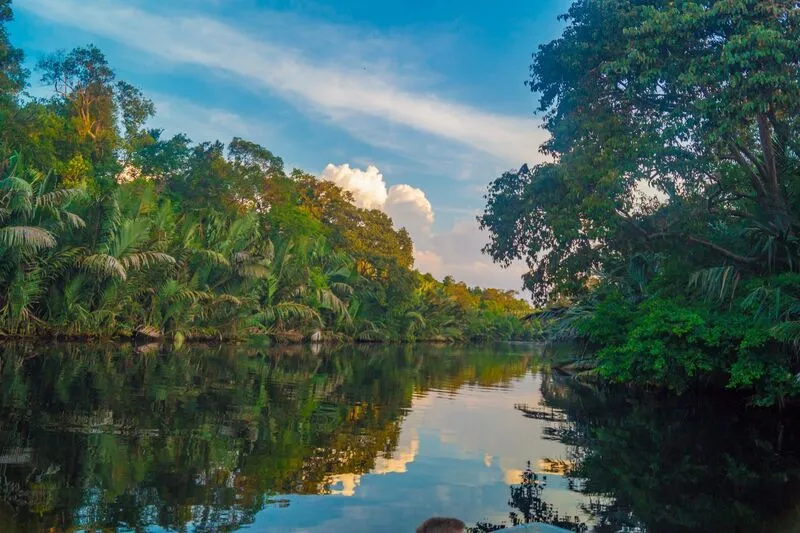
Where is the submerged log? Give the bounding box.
[134,326,163,340]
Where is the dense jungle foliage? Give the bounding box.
[0,1,534,342]
[480,0,800,405]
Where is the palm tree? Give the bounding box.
[295,240,355,327]
[0,154,84,333]
[250,238,319,336]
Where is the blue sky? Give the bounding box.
[11,0,569,292]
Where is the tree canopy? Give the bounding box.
[481,0,800,404]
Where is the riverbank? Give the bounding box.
[0,327,539,346]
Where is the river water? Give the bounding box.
[0,343,798,532]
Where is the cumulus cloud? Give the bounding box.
[385,185,434,225]
[321,163,388,210]
[385,184,435,238]
[321,163,434,237]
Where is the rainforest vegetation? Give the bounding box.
[481,0,800,405]
[0,1,534,343]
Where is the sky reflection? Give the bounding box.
[252,372,589,532]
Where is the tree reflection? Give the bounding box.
[533,374,800,533]
[506,465,585,531]
[471,459,588,533]
[471,373,800,533]
[0,342,532,532]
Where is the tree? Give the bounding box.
[0,0,24,96]
[481,0,800,302]
[38,45,116,143]
[0,28,534,342]
[130,130,190,181]
[0,154,84,331]
[480,0,800,403]
[0,0,27,152]
[115,80,156,160]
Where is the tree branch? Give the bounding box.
[738,142,769,180]
[757,113,780,200]
[727,145,768,199]
[644,232,758,265]
[687,236,758,264]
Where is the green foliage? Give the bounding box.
[0,5,532,343]
[480,0,800,404]
[0,0,25,107]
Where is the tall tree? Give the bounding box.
[0,0,25,99]
[481,0,800,302]
[0,0,27,155]
[38,45,116,144]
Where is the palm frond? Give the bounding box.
[216,294,245,306]
[35,188,80,210]
[257,302,321,327]
[318,288,351,323]
[330,281,354,297]
[121,251,176,271]
[60,211,86,230]
[42,246,85,280]
[0,176,33,196]
[82,254,128,281]
[773,321,800,348]
[0,226,57,250]
[193,249,231,268]
[108,218,150,259]
[688,266,740,302]
[238,262,271,279]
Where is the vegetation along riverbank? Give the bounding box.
[480,1,800,406]
[0,1,537,344]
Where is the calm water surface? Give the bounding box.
[1,343,800,532]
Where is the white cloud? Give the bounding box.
[321,163,434,238]
[20,0,546,165]
[386,185,434,225]
[385,184,435,238]
[321,163,388,210]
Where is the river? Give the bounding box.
[0,342,798,532]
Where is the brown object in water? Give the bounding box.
[416,517,466,533]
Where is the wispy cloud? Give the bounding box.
[20,0,545,165]
[20,0,537,293]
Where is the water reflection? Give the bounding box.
[534,373,800,533]
[0,343,799,532]
[0,342,539,532]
